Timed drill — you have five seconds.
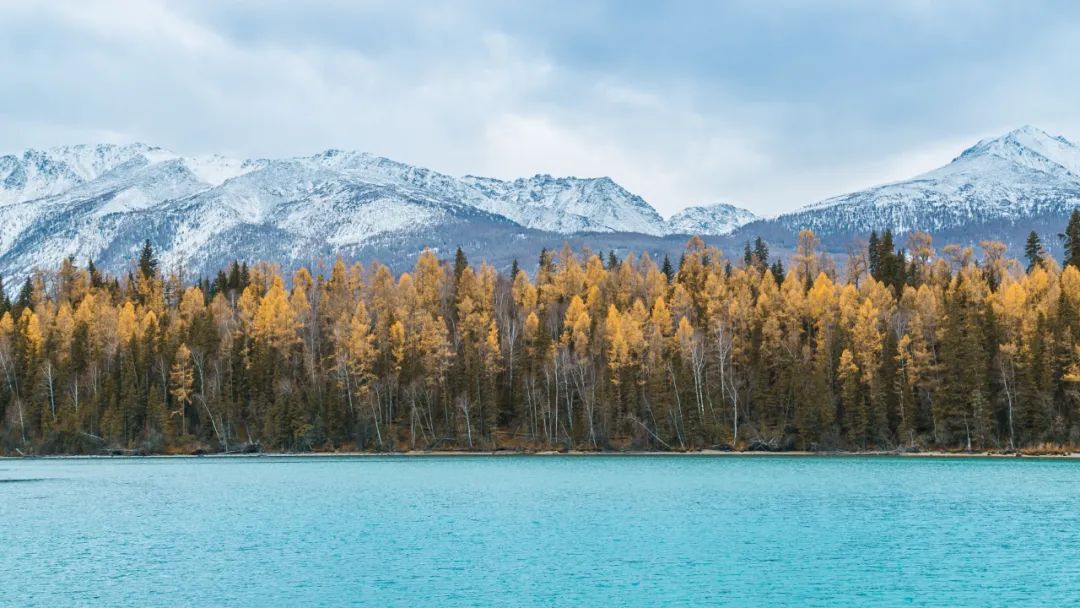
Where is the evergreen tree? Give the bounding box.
[661,255,674,282]
[867,228,907,291]
[938,276,991,449]
[753,237,769,268]
[227,262,242,292]
[138,239,158,280]
[454,246,469,282]
[1024,231,1045,271]
[1062,209,1080,269]
[538,248,554,275]
[867,230,881,279]
[86,259,103,288]
[15,277,32,312]
[212,271,229,297]
[878,229,897,288]
[769,260,786,283]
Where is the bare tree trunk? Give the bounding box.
[1000,359,1016,450]
[667,363,687,449]
[17,398,26,445]
[44,361,57,421]
[552,359,560,445]
[196,394,224,448]
[343,365,355,416]
[458,396,474,448]
[574,365,596,448]
[370,385,384,449]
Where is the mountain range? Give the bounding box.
[1,125,1079,281]
[737,125,1080,254]
[0,143,754,280]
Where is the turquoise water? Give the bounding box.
[2,456,1079,607]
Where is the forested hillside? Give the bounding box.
[3,213,1080,455]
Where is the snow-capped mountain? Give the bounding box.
[0,145,531,280]
[665,203,757,236]
[1,144,157,205]
[0,143,716,280]
[5,125,1075,282]
[463,174,667,235]
[749,125,1080,249]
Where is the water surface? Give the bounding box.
[2,455,1079,607]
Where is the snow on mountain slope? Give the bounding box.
[9,125,1075,281]
[0,143,161,205]
[957,124,1080,179]
[0,144,533,280]
[1,142,701,283]
[665,203,757,235]
[182,155,254,187]
[463,174,668,235]
[765,126,1080,241]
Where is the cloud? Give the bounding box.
[2,0,1080,216]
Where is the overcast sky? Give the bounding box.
[3,0,1080,217]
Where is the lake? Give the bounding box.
[2,455,1079,607]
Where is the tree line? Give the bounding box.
[3,212,1080,454]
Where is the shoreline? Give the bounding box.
[4,449,1079,460]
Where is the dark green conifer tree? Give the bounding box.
[15,277,32,312]
[753,237,769,268]
[1062,209,1080,269]
[138,240,158,280]
[227,262,242,293]
[212,271,229,297]
[867,230,881,278]
[769,260,785,283]
[938,280,991,449]
[453,246,469,282]
[1024,231,1045,272]
[87,259,103,288]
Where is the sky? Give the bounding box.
[3,0,1080,218]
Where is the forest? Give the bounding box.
[2,212,1080,455]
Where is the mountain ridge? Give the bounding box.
[736,125,1080,251]
[0,143,756,280]
[3,126,1079,281]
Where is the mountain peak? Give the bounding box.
[0,142,179,205]
[462,172,666,235]
[665,202,757,236]
[999,124,1076,151]
[959,125,1072,156]
[1006,124,1053,139]
[953,125,1080,179]
[766,125,1080,245]
[0,142,696,280]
